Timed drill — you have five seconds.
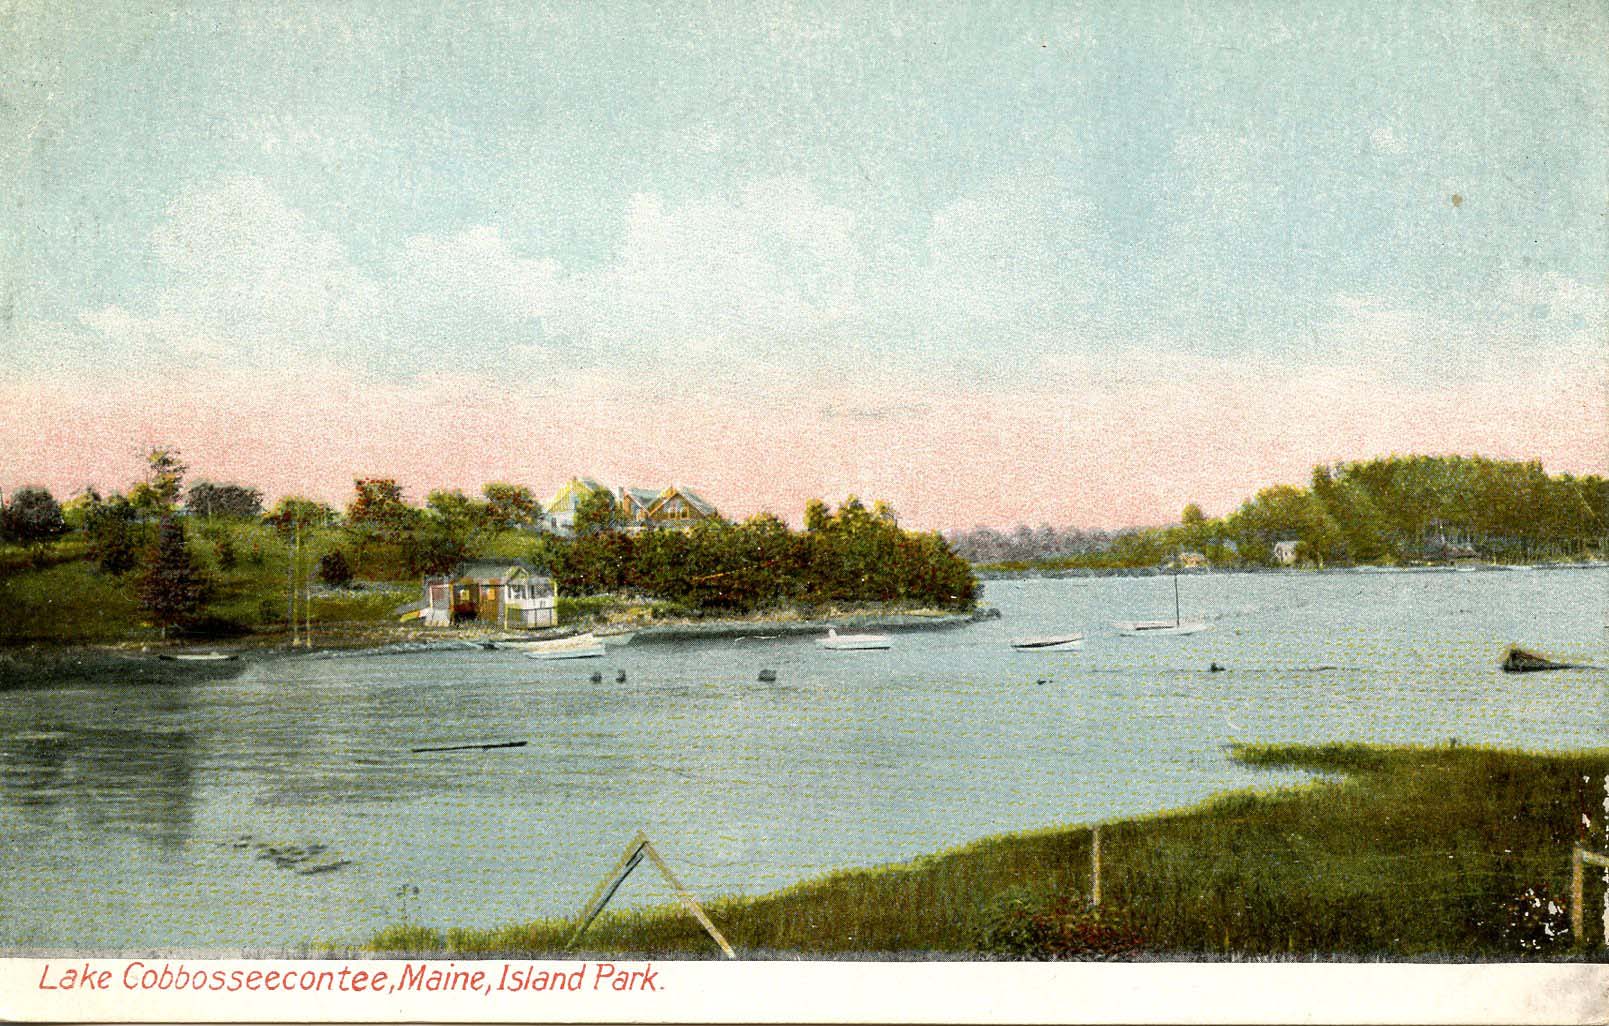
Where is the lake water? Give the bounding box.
[2,569,1606,953]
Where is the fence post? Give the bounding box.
[1573,846,1585,948]
[1091,826,1102,907]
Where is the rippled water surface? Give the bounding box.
[2,569,1605,952]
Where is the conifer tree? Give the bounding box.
[138,517,208,637]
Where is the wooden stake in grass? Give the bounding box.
[568,831,735,958]
[1574,846,1609,948]
[1091,825,1102,907]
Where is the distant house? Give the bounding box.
[542,477,721,534]
[408,559,556,629]
[617,486,663,525]
[543,477,612,534]
[640,485,718,528]
[1272,540,1300,566]
[1173,551,1210,569]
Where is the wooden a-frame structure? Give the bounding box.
[568,831,735,958]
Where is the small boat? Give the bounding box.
[1011,634,1084,651]
[817,628,891,651]
[158,651,239,662]
[1112,573,1211,637]
[500,631,606,651]
[1112,620,1210,637]
[522,633,607,660]
[594,629,636,645]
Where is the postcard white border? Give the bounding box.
[3,957,1607,1024]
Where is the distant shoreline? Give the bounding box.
[974,560,1609,580]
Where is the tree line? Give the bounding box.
[949,455,1609,569]
[536,496,979,612]
[1,450,979,635]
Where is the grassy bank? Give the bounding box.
[0,524,413,647]
[368,743,1607,960]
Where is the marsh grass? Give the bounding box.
[367,744,1608,960]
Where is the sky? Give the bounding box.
[2,0,1605,530]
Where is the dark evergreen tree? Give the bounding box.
[317,549,353,587]
[138,517,209,636]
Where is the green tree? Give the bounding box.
[187,481,264,519]
[138,517,209,636]
[482,483,542,530]
[803,498,830,533]
[1,486,67,544]
[130,447,187,516]
[84,494,141,574]
[572,488,622,536]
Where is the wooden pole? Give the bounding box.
[1575,847,1609,948]
[1091,825,1102,907]
[568,831,736,959]
[304,559,313,647]
[1574,846,1586,947]
[287,520,299,647]
[641,840,736,958]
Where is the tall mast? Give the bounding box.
[1174,571,1181,627]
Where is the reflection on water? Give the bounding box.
[1,725,196,847]
[0,568,1605,952]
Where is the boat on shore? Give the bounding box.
[521,633,607,660]
[157,651,239,662]
[818,628,891,651]
[1010,634,1084,651]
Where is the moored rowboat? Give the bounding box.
[521,633,607,660]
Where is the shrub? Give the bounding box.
[977,887,1144,960]
[215,535,238,570]
[318,550,354,587]
[1,487,67,544]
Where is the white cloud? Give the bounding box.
[548,180,862,358]
[919,170,1103,323]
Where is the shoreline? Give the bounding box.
[975,560,1609,580]
[0,605,997,686]
[361,741,1609,960]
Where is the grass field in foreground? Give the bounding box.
[368,743,1608,960]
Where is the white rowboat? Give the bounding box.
[158,651,239,662]
[818,628,891,651]
[521,633,607,660]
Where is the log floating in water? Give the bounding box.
[1501,646,1576,673]
[410,740,529,754]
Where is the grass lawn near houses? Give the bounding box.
[0,522,414,647]
[366,743,1608,961]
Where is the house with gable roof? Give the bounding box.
[543,477,613,534]
[402,558,556,629]
[643,484,718,527]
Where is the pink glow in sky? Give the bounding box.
[2,348,1602,532]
